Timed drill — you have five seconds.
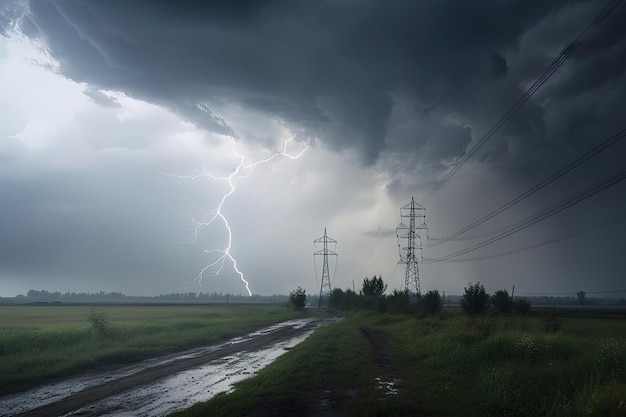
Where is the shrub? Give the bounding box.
[513,298,531,315]
[362,275,387,298]
[88,309,109,334]
[420,290,443,315]
[461,282,490,315]
[289,287,307,310]
[491,290,512,314]
[543,309,563,332]
[328,288,345,309]
[387,289,412,314]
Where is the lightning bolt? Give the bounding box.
[168,137,308,296]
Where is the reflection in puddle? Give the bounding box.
[374,377,400,396]
[1,318,337,416]
[64,334,311,417]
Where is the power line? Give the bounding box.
[422,170,626,263]
[425,127,626,248]
[419,0,624,205]
[436,215,626,262]
[429,289,626,296]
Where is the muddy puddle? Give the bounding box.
[1,317,338,416]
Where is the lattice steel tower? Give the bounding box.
[396,197,427,297]
[314,227,337,308]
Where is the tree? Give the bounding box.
[362,275,387,298]
[387,289,411,314]
[289,287,307,310]
[88,309,109,335]
[577,290,586,311]
[329,288,345,309]
[460,282,489,315]
[421,290,442,315]
[491,289,512,314]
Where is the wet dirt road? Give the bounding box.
[1,317,336,417]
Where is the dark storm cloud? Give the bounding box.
[15,0,605,168]
[3,0,626,296]
[491,53,508,78]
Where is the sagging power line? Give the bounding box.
[437,214,626,263]
[419,0,624,205]
[423,170,626,263]
[425,127,626,249]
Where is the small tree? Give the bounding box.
[328,288,345,309]
[342,289,359,310]
[362,275,387,298]
[421,290,443,315]
[460,282,489,315]
[289,287,307,310]
[88,309,109,334]
[491,289,512,314]
[387,289,411,314]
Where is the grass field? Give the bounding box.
[173,308,626,417]
[0,303,309,395]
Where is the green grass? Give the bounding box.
[172,312,382,417]
[0,304,309,395]
[172,310,626,417]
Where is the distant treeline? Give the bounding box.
[2,289,624,307]
[1,289,290,304]
[425,293,626,307]
[522,295,626,306]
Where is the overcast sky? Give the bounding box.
[1,0,625,297]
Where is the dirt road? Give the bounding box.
[4,317,331,417]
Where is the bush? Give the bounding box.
[387,289,412,314]
[543,309,563,333]
[88,309,109,334]
[491,290,512,314]
[513,298,531,315]
[328,288,359,310]
[289,287,307,310]
[362,275,387,298]
[420,290,443,315]
[328,288,345,309]
[461,282,490,315]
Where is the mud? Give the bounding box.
[1,317,337,417]
[360,327,401,397]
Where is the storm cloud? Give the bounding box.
[1,0,625,297]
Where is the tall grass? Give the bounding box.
[382,314,626,417]
[174,311,626,417]
[0,304,308,395]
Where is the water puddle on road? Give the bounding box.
[1,317,335,416]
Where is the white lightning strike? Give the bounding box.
[169,137,308,296]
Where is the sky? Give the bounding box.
[1,0,625,298]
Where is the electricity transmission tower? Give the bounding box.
[314,227,337,308]
[396,197,427,298]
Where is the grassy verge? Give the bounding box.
[172,312,382,417]
[0,304,308,395]
[173,310,626,417]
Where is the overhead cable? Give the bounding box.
[424,128,626,248]
[419,0,624,205]
[422,170,626,263]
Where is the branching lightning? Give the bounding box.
[168,137,307,296]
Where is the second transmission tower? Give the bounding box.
[396,197,427,298]
[314,227,338,309]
